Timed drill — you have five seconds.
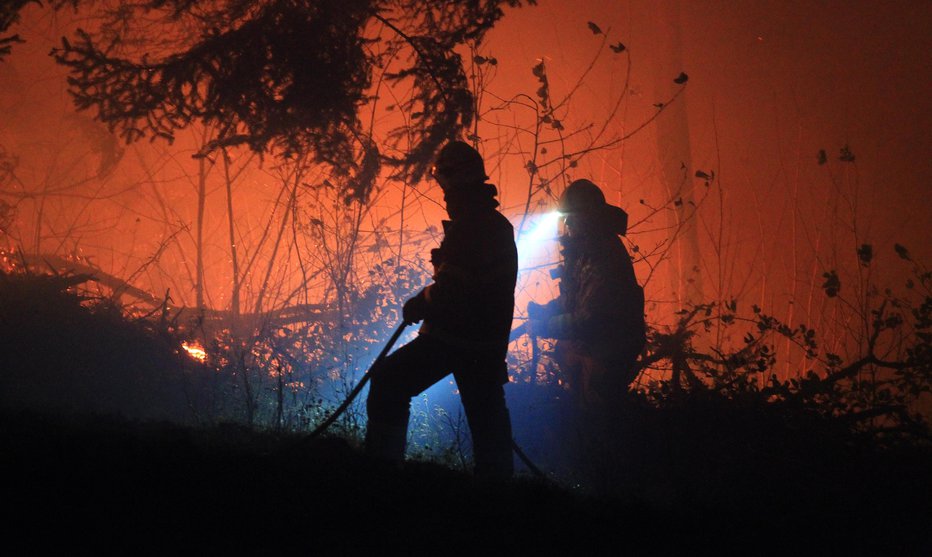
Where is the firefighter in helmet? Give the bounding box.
[365,141,518,478]
[527,179,646,408]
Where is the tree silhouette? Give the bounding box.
[1,0,40,59]
[49,0,533,203]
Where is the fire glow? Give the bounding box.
[181,341,207,363]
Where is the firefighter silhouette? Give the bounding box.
[527,179,646,408]
[365,141,518,479]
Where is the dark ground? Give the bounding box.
[3,410,930,555]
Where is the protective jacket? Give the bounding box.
[416,183,518,361]
[542,232,645,369]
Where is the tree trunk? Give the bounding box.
[195,155,207,310]
[639,0,703,307]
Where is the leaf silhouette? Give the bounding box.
[587,21,603,35]
[817,149,827,165]
[839,144,856,162]
[673,72,689,84]
[894,243,911,261]
[531,61,545,78]
[856,244,873,266]
[822,270,841,298]
[610,41,626,53]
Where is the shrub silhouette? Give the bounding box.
[0,268,193,420]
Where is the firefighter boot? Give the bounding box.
[471,408,514,480]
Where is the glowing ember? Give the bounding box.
[181,341,207,363]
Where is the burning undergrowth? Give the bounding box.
[1,240,930,464]
[2,246,930,452]
[0,258,431,433]
[1,259,931,550]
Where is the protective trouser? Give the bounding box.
[365,334,514,478]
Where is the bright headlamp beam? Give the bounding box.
[516,211,562,271]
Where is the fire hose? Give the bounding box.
[305,320,547,479]
[306,320,410,441]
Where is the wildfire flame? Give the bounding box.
[181,341,207,363]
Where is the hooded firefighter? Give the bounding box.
[527,179,646,407]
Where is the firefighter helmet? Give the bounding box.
[559,179,628,236]
[558,179,606,214]
[432,141,488,187]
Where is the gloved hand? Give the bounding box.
[402,291,428,324]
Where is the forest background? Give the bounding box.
[1,0,929,469]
